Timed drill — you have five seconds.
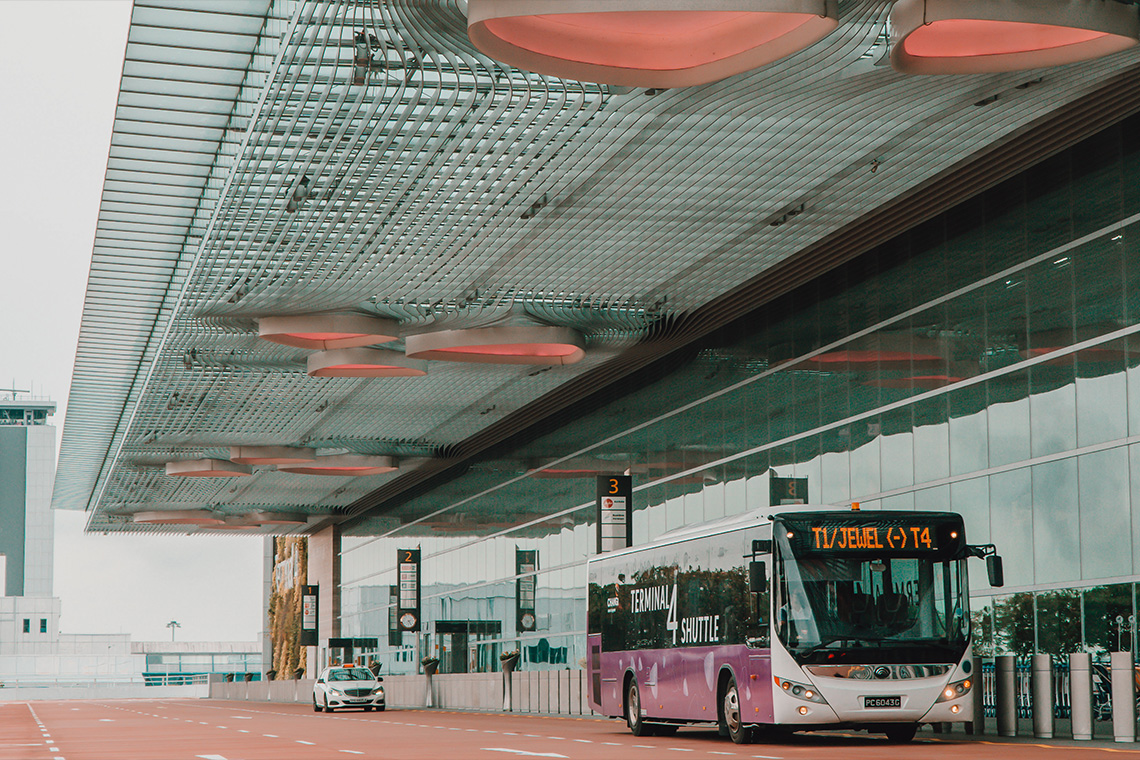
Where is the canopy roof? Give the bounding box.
[55,0,1140,534]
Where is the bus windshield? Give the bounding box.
[775,528,969,663]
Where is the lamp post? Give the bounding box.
[166,620,181,641]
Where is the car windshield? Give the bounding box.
[328,668,373,681]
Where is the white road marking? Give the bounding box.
[98,720,114,723]
[709,753,736,756]
[297,740,316,745]
[751,756,783,759]
[573,739,593,743]
[230,716,252,719]
[340,751,365,755]
[666,749,694,753]
[263,734,278,738]
[481,750,568,758]
[196,755,231,760]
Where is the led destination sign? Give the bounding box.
[810,524,934,551]
[780,512,965,558]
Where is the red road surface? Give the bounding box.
[1,700,1137,760]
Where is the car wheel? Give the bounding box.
[364,706,373,712]
[721,675,752,745]
[626,677,655,737]
[377,705,385,712]
[313,695,321,713]
[323,695,333,713]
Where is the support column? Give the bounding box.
[306,525,341,676]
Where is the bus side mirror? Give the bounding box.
[748,561,767,594]
[987,555,1004,588]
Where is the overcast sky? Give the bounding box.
[1,1,264,643]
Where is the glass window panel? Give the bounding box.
[987,375,1031,468]
[913,401,950,485]
[951,478,991,593]
[993,591,1035,656]
[1035,589,1082,656]
[1029,364,1076,457]
[1031,459,1080,585]
[1076,357,1128,447]
[1082,583,1134,653]
[819,447,851,505]
[913,484,949,511]
[849,422,881,499]
[1079,447,1132,580]
[989,469,1033,588]
[879,407,914,492]
[949,391,988,476]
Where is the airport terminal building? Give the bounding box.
[56,0,1140,678]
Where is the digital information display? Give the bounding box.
[597,475,632,553]
[397,548,421,632]
[780,512,964,557]
[301,584,318,646]
[516,548,538,633]
[388,584,401,645]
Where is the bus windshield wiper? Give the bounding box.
[795,637,848,658]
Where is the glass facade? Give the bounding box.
[341,115,1140,673]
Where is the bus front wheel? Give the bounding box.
[626,678,654,737]
[884,724,917,743]
[721,675,753,744]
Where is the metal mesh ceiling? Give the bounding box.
[56,0,1140,534]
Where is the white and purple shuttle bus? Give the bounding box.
[586,505,1004,744]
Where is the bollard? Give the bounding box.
[996,655,1018,737]
[970,662,985,735]
[1070,653,1093,741]
[424,659,439,708]
[1031,654,1054,738]
[1111,651,1136,743]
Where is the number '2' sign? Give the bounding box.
[397,548,421,632]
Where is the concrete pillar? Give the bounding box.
[1031,654,1054,738]
[502,655,518,711]
[995,655,1018,737]
[306,525,341,677]
[1070,652,1093,741]
[1111,651,1136,743]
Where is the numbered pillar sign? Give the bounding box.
[397,548,421,632]
[597,475,632,553]
[770,476,808,505]
[516,549,538,632]
[301,584,318,646]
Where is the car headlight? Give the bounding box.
[774,676,827,704]
[328,687,344,695]
[936,678,972,702]
[371,687,384,696]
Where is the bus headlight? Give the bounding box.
[935,678,972,702]
[774,676,827,704]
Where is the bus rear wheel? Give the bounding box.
[884,724,917,743]
[626,678,654,737]
[721,675,753,744]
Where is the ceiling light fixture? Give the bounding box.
[133,509,226,526]
[467,0,839,87]
[307,348,428,378]
[230,446,317,465]
[405,325,586,365]
[890,0,1139,74]
[258,314,399,350]
[165,459,252,477]
[277,453,398,476]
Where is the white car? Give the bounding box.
[313,666,386,712]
